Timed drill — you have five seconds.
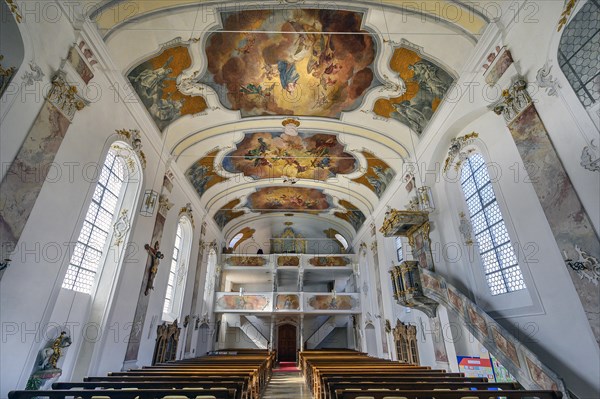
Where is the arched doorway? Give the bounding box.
[277,324,297,362]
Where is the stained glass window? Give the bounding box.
[395,236,404,262]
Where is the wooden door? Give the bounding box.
[277,324,297,362]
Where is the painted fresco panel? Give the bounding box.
[277,255,300,266]
[431,316,449,362]
[125,210,167,361]
[67,46,94,84]
[352,151,395,198]
[246,187,332,213]
[276,294,300,310]
[223,131,357,180]
[0,101,70,256]
[216,294,270,311]
[491,327,520,367]
[374,47,454,134]
[225,256,266,267]
[334,199,366,231]
[201,9,377,118]
[309,256,350,267]
[213,199,245,229]
[509,104,600,343]
[307,294,357,310]
[485,50,513,85]
[128,46,207,131]
[525,357,559,390]
[467,305,488,337]
[185,150,227,198]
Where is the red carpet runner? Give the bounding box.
[273,361,300,372]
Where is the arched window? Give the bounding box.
[335,233,348,250]
[229,233,243,249]
[558,1,599,110]
[163,217,192,321]
[62,149,126,294]
[460,153,526,296]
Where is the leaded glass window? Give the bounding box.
[460,153,526,295]
[163,218,191,321]
[62,150,125,294]
[163,223,183,314]
[558,0,600,109]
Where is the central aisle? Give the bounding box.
[261,371,313,399]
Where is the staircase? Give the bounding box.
[406,266,568,395]
[305,315,347,349]
[239,316,268,349]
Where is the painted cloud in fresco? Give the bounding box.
[374,47,454,134]
[222,131,357,180]
[246,187,332,214]
[201,9,378,118]
[128,46,207,131]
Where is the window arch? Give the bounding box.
[460,153,526,295]
[558,1,599,110]
[335,233,348,250]
[163,217,193,321]
[62,149,126,294]
[229,233,244,249]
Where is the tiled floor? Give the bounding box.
[261,372,313,399]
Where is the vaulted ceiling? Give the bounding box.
[92,0,490,245]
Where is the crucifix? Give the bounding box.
[144,241,164,295]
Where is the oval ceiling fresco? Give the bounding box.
[222,130,358,180]
[200,8,378,118]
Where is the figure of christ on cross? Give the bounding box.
[144,241,164,295]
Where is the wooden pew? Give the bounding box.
[8,389,235,399]
[334,389,562,399]
[52,381,244,399]
[325,382,519,399]
[321,376,490,399]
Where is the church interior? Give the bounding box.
[0,0,599,398]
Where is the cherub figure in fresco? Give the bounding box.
[261,64,278,80]
[236,33,256,55]
[306,34,334,76]
[277,61,300,94]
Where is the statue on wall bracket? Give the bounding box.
[25,331,72,390]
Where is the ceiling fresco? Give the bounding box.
[373,46,454,134]
[127,45,207,131]
[200,9,378,118]
[352,151,396,198]
[108,1,482,240]
[245,187,333,214]
[185,149,227,198]
[214,199,245,229]
[334,199,367,232]
[222,130,358,180]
